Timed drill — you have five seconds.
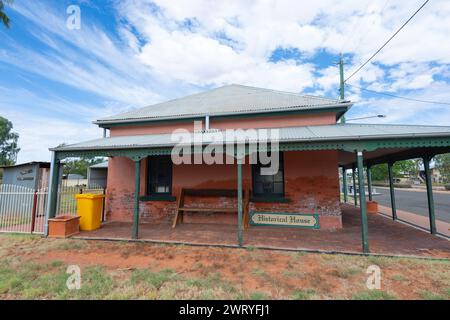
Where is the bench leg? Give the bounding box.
[173,189,185,228]
[172,211,179,228]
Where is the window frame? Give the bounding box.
[147,155,173,196]
[251,152,285,199]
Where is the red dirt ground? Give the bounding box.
[25,239,449,299]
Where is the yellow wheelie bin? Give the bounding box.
[75,194,105,231]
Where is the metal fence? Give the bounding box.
[56,185,105,216]
[0,184,105,234]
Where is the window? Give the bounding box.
[251,152,284,198]
[147,156,172,194]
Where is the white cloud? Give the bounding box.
[116,0,450,93]
[4,1,169,106]
[0,86,131,163]
[346,81,450,125]
[0,106,102,163]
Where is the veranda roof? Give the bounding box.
[53,123,450,152]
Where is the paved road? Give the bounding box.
[372,187,450,223]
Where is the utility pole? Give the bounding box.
[338,54,346,123]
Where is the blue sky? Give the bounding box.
[1,0,450,162]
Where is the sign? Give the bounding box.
[18,167,34,181]
[249,212,320,229]
[17,177,34,181]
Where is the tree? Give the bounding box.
[395,159,418,178]
[435,153,450,183]
[370,164,389,181]
[0,116,19,165]
[370,159,419,182]
[63,156,106,178]
[0,0,13,29]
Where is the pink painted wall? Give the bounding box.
[105,150,342,229]
[211,112,336,130]
[109,112,336,137]
[110,122,195,137]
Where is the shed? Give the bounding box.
[87,161,108,188]
[0,162,55,190]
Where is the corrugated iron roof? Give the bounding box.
[89,161,108,168]
[95,84,351,124]
[53,123,450,151]
[0,161,50,169]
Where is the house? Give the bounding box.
[61,173,87,187]
[0,161,52,190]
[419,162,444,184]
[46,84,450,252]
[87,161,108,188]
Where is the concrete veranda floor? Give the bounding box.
[75,204,450,259]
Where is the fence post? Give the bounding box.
[44,152,60,236]
[31,190,38,233]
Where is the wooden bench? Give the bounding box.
[172,188,250,228]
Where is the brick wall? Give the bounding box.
[105,150,342,229]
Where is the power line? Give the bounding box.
[346,83,450,106]
[344,0,430,82]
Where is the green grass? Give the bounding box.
[282,269,305,279]
[139,271,239,300]
[54,240,86,250]
[72,266,115,299]
[0,258,115,299]
[0,259,67,298]
[366,255,407,268]
[352,290,396,300]
[249,291,268,300]
[0,234,449,300]
[391,274,407,282]
[291,288,316,300]
[329,267,360,279]
[130,268,177,290]
[58,194,77,215]
[0,257,241,300]
[49,260,64,268]
[419,290,448,300]
[252,268,267,278]
[185,272,237,293]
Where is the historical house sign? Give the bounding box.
[249,212,320,229]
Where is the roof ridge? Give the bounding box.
[229,84,340,101]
